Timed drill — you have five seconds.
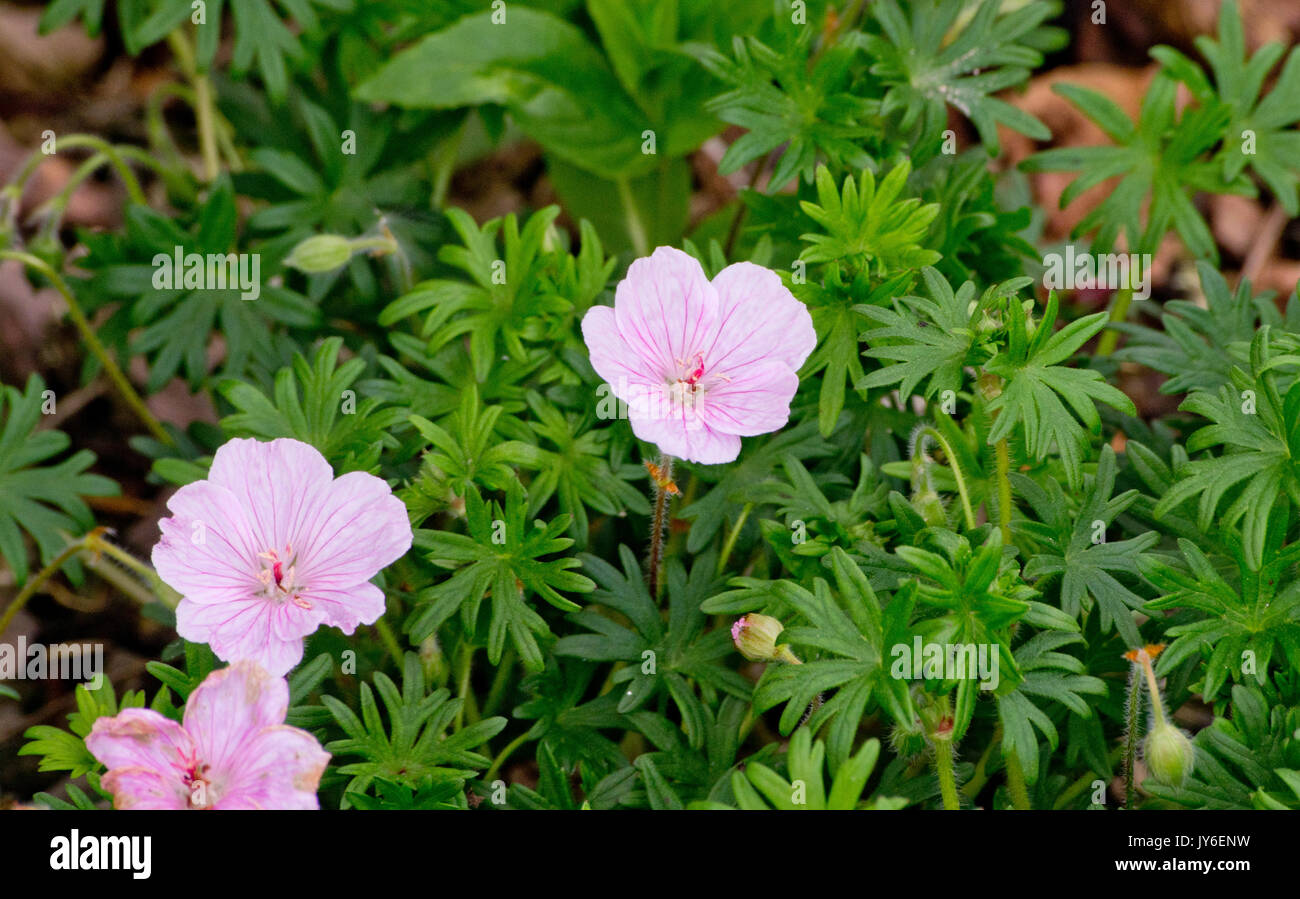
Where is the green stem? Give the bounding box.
[7,136,149,207]
[995,437,1013,543]
[347,236,399,255]
[961,727,1000,799]
[1138,653,1167,727]
[933,738,961,810]
[1096,286,1134,357]
[145,83,194,172]
[84,555,159,607]
[482,648,515,718]
[88,533,179,609]
[191,74,220,182]
[916,426,977,530]
[453,643,475,732]
[0,251,171,446]
[0,539,89,636]
[166,29,219,182]
[1004,747,1032,810]
[722,149,774,259]
[647,454,673,600]
[462,680,480,727]
[717,502,752,575]
[373,617,404,669]
[430,116,467,211]
[1054,745,1124,809]
[485,731,533,782]
[616,175,649,257]
[1124,662,1143,809]
[30,153,117,232]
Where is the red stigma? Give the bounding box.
[686,354,705,385]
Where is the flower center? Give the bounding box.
[182,755,216,809]
[669,353,708,407]
[257,544,312,609]
[667,353,732,412]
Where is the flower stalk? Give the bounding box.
[646,455,677,599]
[0,251,172,446]
[933,734,961,811]
[1003,747,1032,810]
[912,425,977,530]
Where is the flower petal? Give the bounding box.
[86,708,195,776]
[205,437,336,553]
[304,581,387,634]
[213,725,329,810]
[293,471,412,588]
[703,261,816,376]
[701,361,801,437]
[153,480,261,605]
[182,662,290,772]
[581,304,664,400]
[176,597,318,676]
[99,768,191,809]
[613,247,718,379]
[629,412,742,465]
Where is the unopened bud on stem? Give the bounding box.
[1145,720,1194,788]
[731,613,801,664]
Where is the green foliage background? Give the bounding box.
[5,0,1300,811]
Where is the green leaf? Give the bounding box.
[556,547,749,746]
[407,480,595,670]
[1114,261,1294,395]
[868,0,1061,154]
[1151,331,1300,571]
[321,652,504,806]
[356,8,651,178]
[799,162,941,275]
[985,293,1136,490]
[698,31,875,190]
[219,337,404,473]
[1023,71,1244,259]
[1017,446,1157,647]
[1157,0,1300,214]
[0,375,117,585]
[859,266,1033,401]
[19,676,145,777]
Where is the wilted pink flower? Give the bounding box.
[86,661,329,809]
[153,437,412,676]
[581,247,816,464]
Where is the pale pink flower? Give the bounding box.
[86,661,329,809]
[152,437,412,676]
[581,247,816,464]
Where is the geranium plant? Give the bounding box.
[2,0,1300,819]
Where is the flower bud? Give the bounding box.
[731,613,800,664]
[912,487,946,527]
[1144,721,1194,788]
[284,234,354,274]
[889,719,926,758]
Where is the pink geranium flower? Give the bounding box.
[153,437,412,676]
[86,661,329,809]
[581,247,816,464]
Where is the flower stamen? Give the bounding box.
[256,545,304,603]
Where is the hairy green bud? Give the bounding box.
[284,234,355,274]
[731,613,800,664]
[1144,720,1194,788]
